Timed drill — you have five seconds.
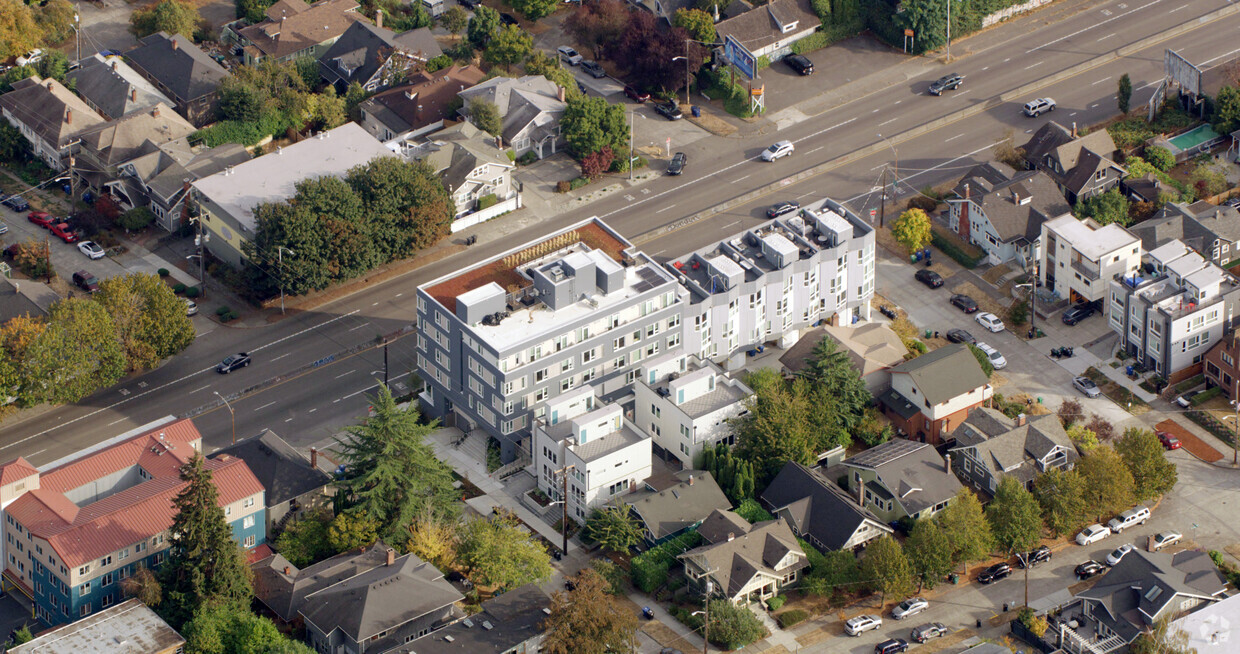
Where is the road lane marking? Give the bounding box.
[255,401,276,412]
[335,369,356,379]
[806,146,823,154]
[726,220,741,228]
[1090,103,1100,108]
[981,66,989,71]
[309,408,317,413]
[108,418,126,426]
[945,133,965,142]
[1025,61,1044,70]
[871,163,886,171]
[656,205,676,213]
[394,293,402,297]
[189,385,210,394]
[879,117,898,126]
[871,108,880,113]
[893,100,902,105]
[272,352,293,361]
[348,322,370,332]
[1027,0,1162,52]
[1096,33,1116,42]
[1169,3,1187,10]
[734,174,750,182]
[372,302,379,306]
[1092,76,1114,86]
[0,310,364,449]
[195,329,214,339]
[1069,112,1078,116]
[285,418,294,422]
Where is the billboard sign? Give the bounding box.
[1165,49,1202,96]
[724,35,757,81]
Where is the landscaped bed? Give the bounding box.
[1154,419,1223,463]
[1082,367,1150,415]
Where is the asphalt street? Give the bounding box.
[2,0,1239,463]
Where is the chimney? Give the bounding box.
[1071,122,1077,138]
[1012,190,1020,204]
[557,85,565,103]
[727,532,735,542]
[944,453,951,474]
[386,548,396,565]
[130,89,137,102]
[1017,413,1026,427]
[172,38,179,51]
[688,474,694,486]
[152,105,160,118]
[959,182,971,242]
[310,447,318,468]
[375,9,382,28]
[112,61,119,71]
[284,566,291,575]
[65,108,72,125]
[46,81,54,91]
[495,136,502,150]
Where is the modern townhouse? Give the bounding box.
[1107,239,1240,382]
[1040,214,1141,305]
[1130,201,1240,267]
[529,388,652,522]
[632,353,752,467]
[415,218,687,461]
[665,197,875,371]
[0,418,264,627]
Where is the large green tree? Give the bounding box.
[273,510,336,567]
[895,0,949,54]
[564,0,628,59]
[706,600,766,650]
[672,8,715,44]
[1077,446,1136,521]
[986,477,1043,555]
[485,24,533,71]
[1117,73,1132,114]
[345,156,452,260]
[1032,467,1088,537]
[1116,427,1178,501]
[796,334,871,430]
[456,511,553,589]
[583,506,644,553]
[182,603,314,654]
[892,208,932,254]
[935,489,993,567]
[860,535,913,605]
[561,94,628,159]
[905,519,952,590]
[130,0,201,38]
[510,0,556,20]
[541,569,638,654]
[468,98,503,136]
[1214,85,1240,136]
[733,370,826,485]
[333,384,459,543]
[21,298,126,405]
[467,5,500,48]
[1075,188,1131,226]
[0,0,43,59]
[96,273,195,371]
[158,455,254,630]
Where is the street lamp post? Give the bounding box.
[214,391,235,444]
[1231,398,1240,467]
[276,246,295,314]
[672,54,690,108]
[876,133,899,228]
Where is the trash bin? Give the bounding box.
[691,105,701,118]
[1126,365,1135,376]
[925,330,933,339]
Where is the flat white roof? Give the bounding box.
[457,281,504,306]
[192,122,393,232]
[1046,215,1138,260]
[1149,239,1193,266]
[763,233,798,259]
[707,254,743,278]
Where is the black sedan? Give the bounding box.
[915,269,943,288]
[950,294,979,313]
[667,152,686,176]
[946,328,976,345]
[977,562,1012,584]
[1075,560,1105,579]
[783,54,813,75]
[654,101,683,120]
[1016,545,1052,568]
[217,352,252,374]
[767,201,800,219]
[1062,303,1096,325]
[499,12,519,25]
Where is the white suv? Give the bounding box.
[1107,506,1150,533]
[761,140,795,162]
[1023,97,1056,117]
[844,614,882,636]
[976,342,1007,370]
[557,46,583,66]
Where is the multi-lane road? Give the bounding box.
[3,0,1239,464]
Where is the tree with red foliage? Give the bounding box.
[94,194,122,224]
[581,147,614,180]
[565,0,628,59]
[612,13,704,94]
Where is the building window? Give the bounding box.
[244,535,256,548]
[243,515,255,529]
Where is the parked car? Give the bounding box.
[557,46,583,66]
[216,352,251,374]
[184,299,199,316]
[767,201,800,218]
[892,598,928,620]
[1023,97,1056,116]
[928,73,963,95]
[457,0,477,8]
[49,222,77,243]
[1151,531,1182,552]
[914,269,943,288]
[624,85,651,103]
[1016,545,1052,568]
[783,54,813,75]
[1158,431,1182,450]
[16,49,42,67]
[1062,303,1096,325]
[72,270,99,293]
[978,562,1012,584]
[975,341,1006,369]
[27,211,55,228]
[844,614,882,636]
[654,101,683,120]
[581,61,606,78]
[975,312,1005,332]
[946,328,975,344]
[1106,543,1135,566]
[667,152,686,175]
[1,194,28,211]
[0,222,6,234]
[1073,376,1101,398]
[950,294,978,313]
[1077,524,1112,546]
[761,140,795,162]
[1075,560,1105,579]
[910,622,949,643]
[499,12,519,25]
[875,639,909,654]
[1107,506,1150,533]
[1175,391,1200,408]
[77,240,106,260]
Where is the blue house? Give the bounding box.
[0,418,266,627]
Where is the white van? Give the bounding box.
[1107,506,1150,533]
[421,0,444,17]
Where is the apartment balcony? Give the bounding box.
[1070,258,1101,282]
[1054,616,1127,654]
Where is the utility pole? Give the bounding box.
[383,341,390,386]
[555,463,576,556]
[946,0,952,62]
[879,166,888,229]
[629,108,634,182]
[277,246,294,314]
[74,5,81,63]
[684,39,692,108]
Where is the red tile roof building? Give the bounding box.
[0,418,266,627]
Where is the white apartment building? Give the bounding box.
[529,387,652,521]
[1040,215,1141,305]
[1108,240,1240,382]
[666,198,875,371]
[633,353,753,468]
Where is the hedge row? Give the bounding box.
[931,230,983,269]
[630,531,704,593]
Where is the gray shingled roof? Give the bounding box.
[125,32,229,104]
[401,583,548,654]
[210,429,331,506]
[1077,549,1226,643]
[67,54,174,120]
[679,510,808,598]
[844,439,962,516]
[760,461,891,551]
[253,541,396,622]
[0,76,105,149]
[950,411,1078,485]
[888,343,989,406]
[627,472,731,541]
[952,164,1071,244]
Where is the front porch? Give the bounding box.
[1050,603,1129,654]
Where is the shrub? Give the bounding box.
[791,31,829,55]
[173,283,187,294]
[766,595,786,611]
[216,306,230,316]
[631,559,669,593]
[157,268,169,277]
[1191,386,1223,406]
[518,151,538,165]
[185,286,200,298]
[569,177,590,190]
[425,54,452,72]
[906,195,938,213]
[778,609,808,628]
[735,498,774,523]
[931,230,982,268]
[227,311,240,321]
[1144,146,1175,172]
[556,180,571,193]
[505,150,516,162]
[477,194,498,211]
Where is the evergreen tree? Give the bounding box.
[334,384,460,544]
[798,334,871,429]
[584,506,644,553]
[1118,73,1132,114]
[986,477,1043,555]
[935,489,994,567]
[157,455,253,630]
[904,520,952,590]
[860,536,913,605]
